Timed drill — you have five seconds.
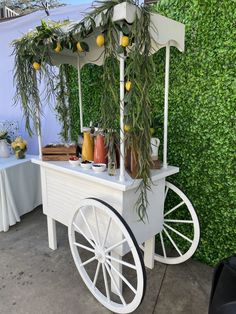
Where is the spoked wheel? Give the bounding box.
[68,198,146,314]
[144,181,200,265]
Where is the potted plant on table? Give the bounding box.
[11,137,27,159]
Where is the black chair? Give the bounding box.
[209,256,236,314]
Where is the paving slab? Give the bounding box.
[0,207,213,314]
[153,262,211,314]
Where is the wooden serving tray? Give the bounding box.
[42,144,77,161]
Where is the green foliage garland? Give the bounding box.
[13,0,158,220]
[13,20,68,135]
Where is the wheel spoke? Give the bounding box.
[93,206,101,246]
[73,222,95,248]
[74,242,95,253]
[80,210,99,246]
[159,231,166,258]
[105,263,126,306]
[164,223,193,243]
[163,227,182,256]
[105,254,137,270]
[102,217,111,249]
[165,219,193,224]
[164,201,185,217]
[102,263,110,302]
[93,261,101,287]
[106,260,137,294]
[80,256,96,267]
[105,238,127,254]
[164,186,169,201]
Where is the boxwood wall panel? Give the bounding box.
[67,0,236,266]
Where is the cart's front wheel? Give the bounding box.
[153,181,200,265]
[69,198,146,314]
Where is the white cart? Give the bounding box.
[32,3,200,313]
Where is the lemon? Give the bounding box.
[150,128,155,136]
[54,42,62,53]
[124,124,131,132]
[32,62,40,71]
[76,42,84,52]
[121,36,129,47]
[15,136,23,143]
[96,34,105,47]
[125,81,132,92]
[19,142,26,150]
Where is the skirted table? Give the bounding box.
[0,155,42,232]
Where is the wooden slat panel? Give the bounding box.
[42,145,77,154]
[42,145,77,161]
[42,155,75,161]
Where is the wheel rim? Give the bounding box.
[68,198,146,314]
[154,181,200,264]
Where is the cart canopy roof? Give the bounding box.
[46,2,185,68]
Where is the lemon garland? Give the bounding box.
[13,0,156,220]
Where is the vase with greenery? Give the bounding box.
[11,137,27,159]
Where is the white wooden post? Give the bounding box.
[36,108,42,160]
[47,216,57,250]
[77,56,84,133]
[163,42,170,169]
[119,51,125,182]
[144,236,155,269]
[111,251,123,295]
[33,69,42,160]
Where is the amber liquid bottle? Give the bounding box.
[82,130,94,161]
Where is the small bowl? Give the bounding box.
[80,160,93,170]
[69,158,81,167]
[92,163,106,173]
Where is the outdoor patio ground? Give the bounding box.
[0,207,213,314]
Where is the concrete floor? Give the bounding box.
[0,207,213,314]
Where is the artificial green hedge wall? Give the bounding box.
[67,64,102,141]
[67,0,236,266]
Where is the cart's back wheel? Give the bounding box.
[68,198,146,314]
[151,181,200,265]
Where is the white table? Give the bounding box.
[0,155,42,232]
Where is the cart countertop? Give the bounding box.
[32,158,179,192]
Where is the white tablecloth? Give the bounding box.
[0,155,42,232]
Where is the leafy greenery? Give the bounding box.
[12,20,67,135]
[150,0,236,265]
[0,130,11,144]
[13,0,235,262]
[71,0,156,220]
[13,0,158,220]
[67,0,236,265]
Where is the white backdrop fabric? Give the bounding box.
[0,4,90,154]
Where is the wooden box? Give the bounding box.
[125,148,161,179]
[42,144,77,161]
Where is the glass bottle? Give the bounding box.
[107,132,117,176]
[82,128,94,161]
[108,151,116,176]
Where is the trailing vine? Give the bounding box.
[55,64,71,141]
[13,0,157,220]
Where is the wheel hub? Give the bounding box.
[95,247,106,263]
